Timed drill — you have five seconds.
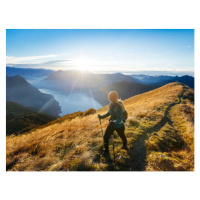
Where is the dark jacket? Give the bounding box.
[101,102,124,129]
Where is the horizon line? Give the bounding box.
[6,66,194,77]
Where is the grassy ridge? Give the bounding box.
[6,82,194,171]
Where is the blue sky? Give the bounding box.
[6,29,194,76]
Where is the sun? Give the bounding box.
[74,58,91,71]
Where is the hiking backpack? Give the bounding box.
[122,109,128,122]
[110,101,128,122]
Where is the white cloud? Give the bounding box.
[6,54,60,64]
[6,58,194,77]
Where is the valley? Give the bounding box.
[39,88,102,116]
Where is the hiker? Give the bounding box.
[98,91,127,156]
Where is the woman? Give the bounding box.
[98,91,127,156]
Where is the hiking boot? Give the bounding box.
[121,145,128,150]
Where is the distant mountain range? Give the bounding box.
[6,67,194,90]
[37,70,138,91]
[6,101,56,136]
[159,75,194,89]
[131,74,194,88]
[6,75,61,117]
[6,67,54,81]
[92,80,157,106]
[41,70,194,92]
[6,68,194,113]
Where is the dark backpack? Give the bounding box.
[110,102,128,122]
[122,109,128,122]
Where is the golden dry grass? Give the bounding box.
[6,82,194,171]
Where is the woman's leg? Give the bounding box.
[103,124,114,153]
[116,125,127,147]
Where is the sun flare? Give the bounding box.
[74,58,91,71]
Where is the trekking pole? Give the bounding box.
[99,118,104,137]
[112,132,115,166]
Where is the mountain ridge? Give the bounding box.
[6,75,61,117]
[6,66,54,80]
[131,74,194,88]
[39,70,138,91]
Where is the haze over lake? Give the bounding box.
[39,88,102,116]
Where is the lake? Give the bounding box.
[39,88,102,116]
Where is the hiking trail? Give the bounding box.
[101,86,187,171]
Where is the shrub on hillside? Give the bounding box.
[83,108,96,116]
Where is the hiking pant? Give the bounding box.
[104,124,127,152]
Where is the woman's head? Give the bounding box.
[108,91,119,103]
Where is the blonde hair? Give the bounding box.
[115,99,125,111]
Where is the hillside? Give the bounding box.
[92,80,156,106]
[6,82,194,171]
[6,102,56,136]
[6,75,61,117]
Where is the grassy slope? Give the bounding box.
[6,82,194,171]
[6,102,56,136]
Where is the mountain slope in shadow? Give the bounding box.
[6,75,61,117]
[6,102,56,136]
[92,80,157,106]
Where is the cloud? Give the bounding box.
[40,60,72,66]
[6,58,194,77]
[6,60,74,70]
[6,54,61,64]
[187,46,191,48]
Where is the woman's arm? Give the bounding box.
[101,111,110,119]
